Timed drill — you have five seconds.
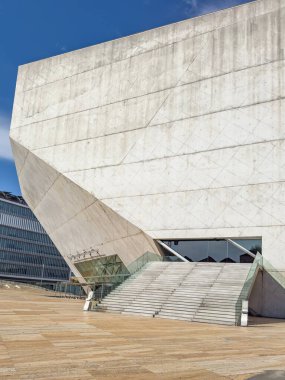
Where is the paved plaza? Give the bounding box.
[0,286,285,379]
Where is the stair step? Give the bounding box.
[95,261,253,326]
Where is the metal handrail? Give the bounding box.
[226,239,256,259]
[157,240,188,262]
[235,252,262,326]
[70,273,130,284]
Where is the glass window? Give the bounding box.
[162,238,261,263]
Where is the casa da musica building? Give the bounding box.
[10,0,285,319]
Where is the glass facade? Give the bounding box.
[74,254,129,280]
[74,251,162,282]
[0,197,70,282]
[162,239,262,263]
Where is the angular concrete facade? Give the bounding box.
[10,0,285,304]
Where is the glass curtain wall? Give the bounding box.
[162,239,261,263]
[0,198,70,282]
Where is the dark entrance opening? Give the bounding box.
[161,238,262,263]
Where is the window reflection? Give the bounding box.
[162,239,262,263]
[0,199,70,281]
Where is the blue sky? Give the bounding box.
[0,0,253,195]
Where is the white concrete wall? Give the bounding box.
[11,0,285,273]
[250,270,285,318]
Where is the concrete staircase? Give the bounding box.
[95,262,252,325]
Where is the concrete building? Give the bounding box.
[0,192,70,283]
[10,0,285,320]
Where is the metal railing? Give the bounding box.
[51,273,131,300]
[52,282,87,299]
[235,252,263,325]
[235,253,285,326]
[51,253,185,301]
[50,253,161,301]
[127,251,163,272]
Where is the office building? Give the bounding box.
[0,192,70,283]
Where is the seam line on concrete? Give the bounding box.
[21,95,285,154]
[54,229,143,258]
[23,152,153,249]
[9,138,30,177]
[61,135,285,173]
[148,223,285,232]
[99,179,285,201]
[14,58,285,130]
[32,173,62,214]
[118,25,212,165]
[46,191,147,245]
[20,5,283,93]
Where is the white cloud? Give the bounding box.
[182,0,198,16]
[199,3,222,15]
[182,0,249,18]
[184,0,197,6]
[0,113,13,161]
